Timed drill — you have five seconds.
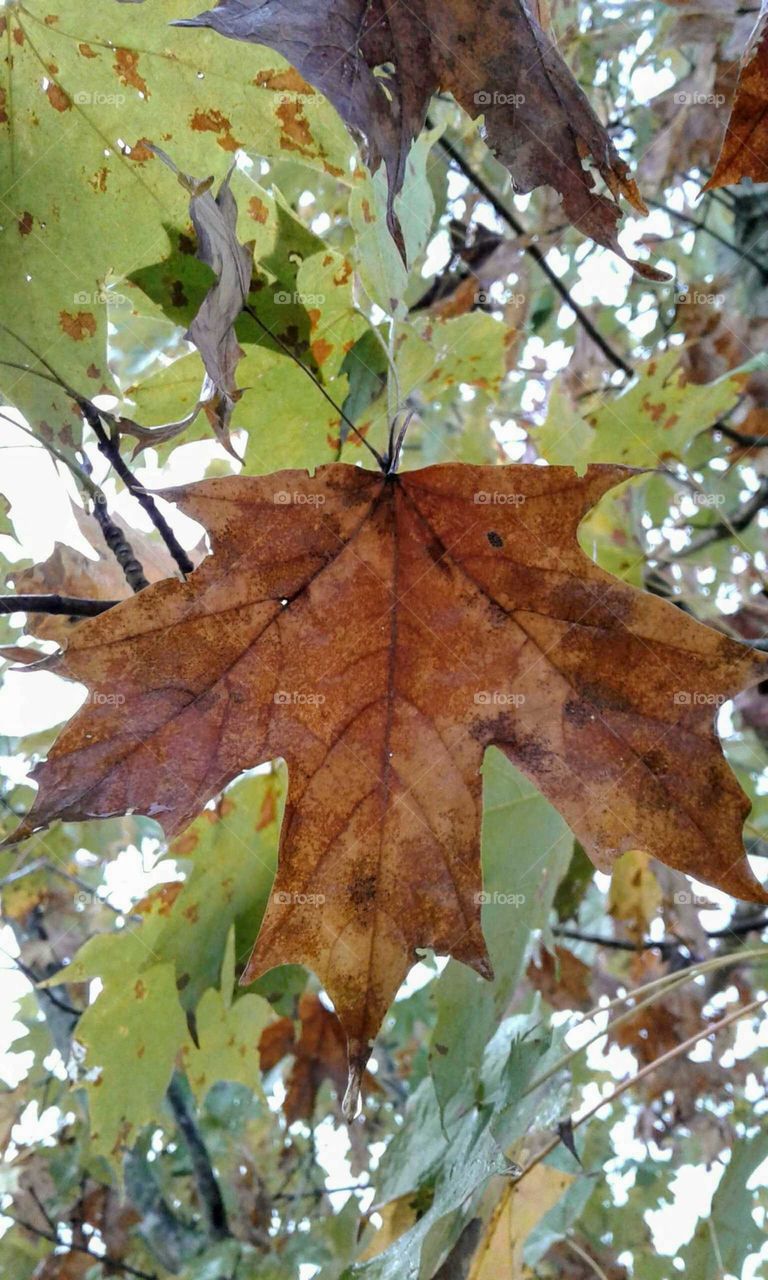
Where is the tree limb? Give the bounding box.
[166,1073,231,1241]
[6,1214,158,1280]
[434,128,634,378]
[0,594,117,618]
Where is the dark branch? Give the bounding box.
[555,913,768,952]
[91,498,149,594]
[648,197,768,281]
[435,128,634,378]
[667,476,768,559]
[7,1214,157,1280]
[167,1074,231,1241]
[0,594,117,619]
[83,407,195,577]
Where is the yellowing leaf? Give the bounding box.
[468,1166,575,1279]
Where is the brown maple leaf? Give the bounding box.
[175,0,664,277]
[10,463,767,1103]
[260,991,379,1120]
[706,0,768,190]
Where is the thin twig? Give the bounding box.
[554,912,768,951]
[5,1215,157,1280]
[665,476,768,560]
[565,1239,611,1280]
[648,197,768,280]
[0,594,117,618]
[84,408,194,577]
[515,995,767,1184]
[0,325,194,576]
[434,128,634,377]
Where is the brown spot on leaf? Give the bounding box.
[114,48,149,97]
[189,108,242,152]
[123,138,154,164]
[256,785,278,831]
[134,979,147,1000]
[59,310,97,341]
[17,212,33,236]
[360,198,375,224]
[254,67,315,94]
[248,196,269,224]
[311,338,334,366]
[46,83,71,113]
[89,167,108,194]
[78,42,98,59]
[276,100,315,156]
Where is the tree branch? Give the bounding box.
[7,1214,158,1280]
[517,994,767,1182]
[648,197,768,280]
[0,594,117,619]
[434,128,634,378]
[83,407,195,578]
[166,1074,231,1241]
[554,914,768,952]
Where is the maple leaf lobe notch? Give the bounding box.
[12,462,767,1069]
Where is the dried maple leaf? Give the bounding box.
[151,148,254,455]
[11,501,196,646]
[706,0,768,190]
[10,463,767,1100]
[175,0,664,276]
[259,991,378,1119]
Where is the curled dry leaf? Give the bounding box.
[10,463,767,1083]
[706,0,768,190]
[152,147,254,455]
[175,0,665,276]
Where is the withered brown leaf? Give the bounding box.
[11,463,767,1091]
[706,0,768,190]
[175,0,664,276]
[259,991,379,1120]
